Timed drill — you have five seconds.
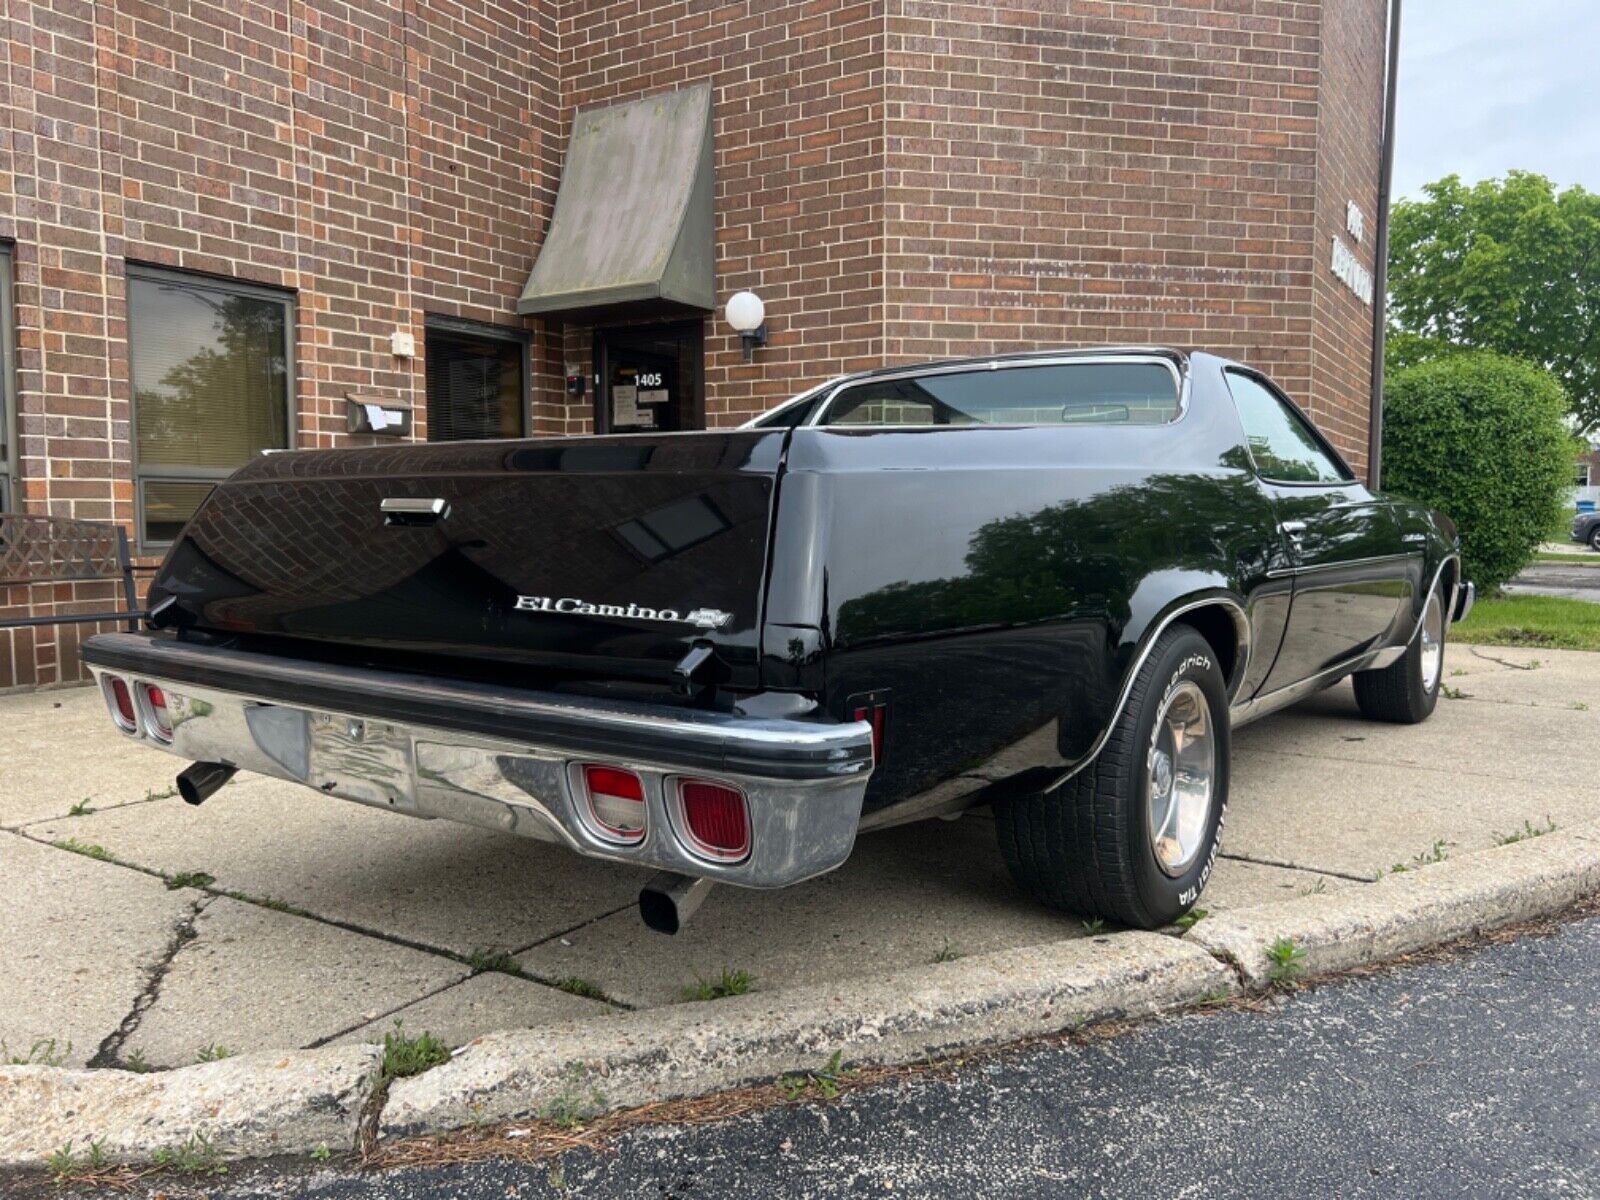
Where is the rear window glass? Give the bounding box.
[819,362,1180,428]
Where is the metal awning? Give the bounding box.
[518,85,715,321]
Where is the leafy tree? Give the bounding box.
[1386,172,1600,432]
[1382,352,1577,592]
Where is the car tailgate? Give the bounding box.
[145,432,789,687]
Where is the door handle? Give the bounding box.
[381,497,450,527]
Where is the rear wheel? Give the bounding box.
[994,626,1229,929]
[1352,581,1445,724]
[1590,526,1600,552]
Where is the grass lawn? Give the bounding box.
[1454,593,1600,651]
[1532,551,1600,566]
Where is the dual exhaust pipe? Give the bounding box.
[175,764,713,934]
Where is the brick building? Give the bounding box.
[0,0,1391,688]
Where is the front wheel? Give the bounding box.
[1590,526,1600,552]
[1352,581,1446,724]
[994,626,1229,929]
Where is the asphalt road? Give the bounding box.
[112,913,1600,1200]
[1505,558,1600,601]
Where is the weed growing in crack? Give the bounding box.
[466,948,523,977]
[2,1037,70,1066]
[1173,908,1209,932]
[1264,937,1307,991]
[310,1143,332,1163]
[1440,685,1469,700]
[1495,816,1558,845]
[194,1044,232,1063]
[680,968,753,1002]
[552,977,608,1001]
[146,785,179,802]
[1080,917,1107,935]
[165,871,216,891]
[778,1050,859,1101]
[930,938,962,963]
[51,837,113,862]
[123,1050,153,1073]
[539,1063,606,1129]
[152,1132,227,1177]
[47,1142,77,1184]
[381,1022,450,1080]
[1413,839,1451,867]
[67,799,94,817]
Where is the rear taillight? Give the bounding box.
[675,779,750,862]
[853,703,887,764]
[140,683,173,741]
[103,676,137,732]
[578,764,647,844]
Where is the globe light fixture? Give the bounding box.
[725,290,768,362]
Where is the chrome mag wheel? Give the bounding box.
[1420,588,1444,693]
[1147,680,1216,877]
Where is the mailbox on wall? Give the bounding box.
[346,394,414,437]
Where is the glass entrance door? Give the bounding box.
[594,321,704,434]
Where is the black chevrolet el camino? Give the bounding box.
[84,349,1473,932]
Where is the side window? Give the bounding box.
[1225,372,1350,484]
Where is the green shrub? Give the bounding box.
[1382,353,1577,592]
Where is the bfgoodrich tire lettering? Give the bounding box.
[994,625,1229,929]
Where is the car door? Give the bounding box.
[1224,370,1416,693]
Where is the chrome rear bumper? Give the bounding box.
[83,633,873,889]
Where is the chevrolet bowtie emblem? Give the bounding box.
[514,595,733,630]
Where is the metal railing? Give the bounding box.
[0,513,145,630]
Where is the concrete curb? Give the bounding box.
[380,931,1228,1138]
[0,1044,382,1169]
[5,824,1598,1170]
[1188,827,1600,987]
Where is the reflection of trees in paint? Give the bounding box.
[135,290,289,469]
[836,468,1269,643]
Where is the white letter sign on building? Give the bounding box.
[1331,236,1374,306]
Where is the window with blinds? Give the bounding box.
[0,246,14,513]
[129,267,292,548]
[425,322,527,442]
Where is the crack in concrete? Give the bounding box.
[1468,647,1541,671]
[1244,745,1579,788]
[9,786,179,831]
[87,894,213,1069]
[1219,850,1375,884]
[514,900,638,955]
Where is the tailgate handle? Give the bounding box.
[381,497,450,527]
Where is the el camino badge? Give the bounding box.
[514,595,733,630]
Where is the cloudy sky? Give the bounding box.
[1394,0,1600,199]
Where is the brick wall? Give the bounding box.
[0,0,1389,688]
[1306,0,1386,477]
[0,0,560,687]
[554,0,887,427]
[882,0,1323,407]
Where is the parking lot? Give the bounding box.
[3,642,1597,1071]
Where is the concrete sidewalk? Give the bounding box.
[2,643,1596,1072]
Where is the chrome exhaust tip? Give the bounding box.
[638,871,714,935]
[177,762,237,807]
